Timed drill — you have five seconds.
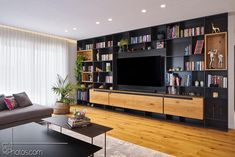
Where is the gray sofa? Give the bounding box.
[0,104,53,129]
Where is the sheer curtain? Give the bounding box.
[0,27,69,106]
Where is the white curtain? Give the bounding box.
[0,27,69,106]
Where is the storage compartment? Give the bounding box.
[109,93,163,113]
[164,97,203,119]
[89,89,109,105]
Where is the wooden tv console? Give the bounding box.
[89,89,204,120]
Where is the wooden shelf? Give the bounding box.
[77,13,228,130]
[205,32,227,70]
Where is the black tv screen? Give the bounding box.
[117,56,164,87]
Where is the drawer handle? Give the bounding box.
[175,101,180,103]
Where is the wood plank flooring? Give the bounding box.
[70,105,235,157]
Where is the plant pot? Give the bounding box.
[53,102,70,114]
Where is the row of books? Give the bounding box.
[130,35,151,44]
[107,40,113,47]
[194,40,204,54]
[67,117,91,128]
[82,65,93,72]
[167,25,180,39]
[184,44,192,55]
[96,42,106,49]
[105,76,113,83]
[182,26,204,38]
[207,75,227,88]
[101,54,113,61]
[85,44,94,50]
[166,73,192,87]
[185,61,205,71]
[105,63,112,72]
[77,90,89,102]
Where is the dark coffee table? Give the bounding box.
[0,123,101,157]
[43,115,112,157]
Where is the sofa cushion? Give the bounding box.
[13,92,33,107]
[0,104,53,125]
[4,97,18,110]
[0,95,7,111]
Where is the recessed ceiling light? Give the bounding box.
[73,27,77,30]
[96,21,100,25]
[108,18,113,22]
[141,9,147,13]
[65,30,68,33]
[160,4,166,8]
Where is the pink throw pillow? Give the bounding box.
[4,97,18,110]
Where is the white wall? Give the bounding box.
[228,12,235,129]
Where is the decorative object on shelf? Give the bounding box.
[52,74,76,114]
[96,51,100,61]
[195,81,199,87]
[119,39,129,52]
[211,23,220,33]
[218,51,224,68]
[156,41,164,49]
[208,49,217,69]
[205,32,227,70]
[200,81,204,87]
[96,67,102,72]
[99,85,104,89]
[212,92,219,98]
[73,109,87,119]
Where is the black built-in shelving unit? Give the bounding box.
[77,13,228,130]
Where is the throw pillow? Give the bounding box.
[0,94,7,111]
[4,97,18,110]
[13,92,33,107]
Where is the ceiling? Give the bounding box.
[0,0,235,40]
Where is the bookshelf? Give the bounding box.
[77,13,228,130]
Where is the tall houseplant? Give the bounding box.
[75,55,86,91]
[52,74,76,114]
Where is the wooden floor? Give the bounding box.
[70,105,235,157]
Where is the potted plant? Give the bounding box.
[75,55,86,91]
[119,38,129,52]
[52,74,76,114]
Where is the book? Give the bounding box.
[194,40,204,54]
[68,117,91,128]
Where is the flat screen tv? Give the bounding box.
[117,56,164,87]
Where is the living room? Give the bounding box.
[0,0,235,157]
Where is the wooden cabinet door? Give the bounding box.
[109,93,163,113]
[109,93,126,108]
[164,98,204,120]
[125,95,163,113]
[89,90,109,105]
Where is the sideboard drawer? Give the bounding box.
[89,89,109,105]
[164,98,204,120]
